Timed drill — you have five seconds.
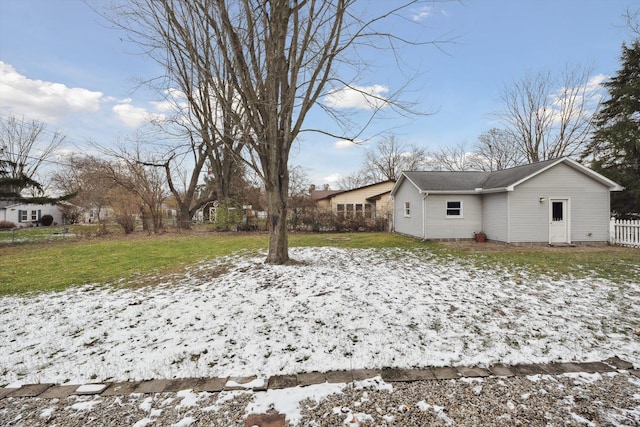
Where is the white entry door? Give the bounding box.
[549,199,569,244]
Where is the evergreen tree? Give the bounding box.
[0,156,43,202]
[0,151,71,204]
[585,40,640,217]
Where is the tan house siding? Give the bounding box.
[324,181,395,219]
[314,198,331,211]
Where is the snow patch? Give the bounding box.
[1,247,638,386]
[39,407,55,418]
[70,398,102,411]
[246,382,345,425]
[172,417,196,427]
[416,401,454,425]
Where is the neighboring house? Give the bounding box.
[0,201,65,226]
[82,206,116,224]
[309,185,341,211]
[391,157,624,244]
[311,180,395,220]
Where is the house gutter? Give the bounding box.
[418,188,511,195]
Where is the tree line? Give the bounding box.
[1,2,639,265]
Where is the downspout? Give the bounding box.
[390,194,395,232]
[506,191,511,243]
[422,192,429,240]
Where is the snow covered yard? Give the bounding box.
[1,246,639,386]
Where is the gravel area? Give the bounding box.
[1,371,638,426]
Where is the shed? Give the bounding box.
[390,157,624,244]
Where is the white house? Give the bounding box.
[391,157,624,245]
[0,201,65,227]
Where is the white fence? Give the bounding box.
[610,218,640,248]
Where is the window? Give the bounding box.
[446,201,462,218]
[31,210,38,221]
[404,202,410,217]
[19,210,27,222]
[552,201,563,221]
[346,204,354,218]
[336,203,374,219]
[364,204,373,219]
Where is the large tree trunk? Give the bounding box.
[264,165,289,264]
[177,204,192,229]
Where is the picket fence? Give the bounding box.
[610,218,640,248]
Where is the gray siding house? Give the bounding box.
[390,157,623,244]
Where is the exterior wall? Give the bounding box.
[82,207,116,224]
[329,181,395,218]
[424,194,483,239]
[481,192,509,242]
[392,182,424,238]
[1,203,65,227]
[314,199,331,211]
[509,162,612,243]
[375,193,394,219]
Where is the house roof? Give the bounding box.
[310,189,342,201]
[391,157,624,195]
[311,180,395,200]
[0,201,19,209]
[366,190,391,201]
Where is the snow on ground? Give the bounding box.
[1,246,639,386]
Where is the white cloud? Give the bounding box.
[149,99,177,114]
[334,139,358,149]
[324,84,389,110]
[411,5,448,22]
[0,61,103,123]
[547,73,608,124]
[112,99,165,128]
[322,173,342,184]
[411,6,434,22]
[151,88,189,113]
[585,73,608,93]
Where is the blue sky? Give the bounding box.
[0,0,636,187]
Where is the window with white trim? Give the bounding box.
[404,202,410,217]
[31,210,38,221]
[446,200,462,218]
[336,203,373,219]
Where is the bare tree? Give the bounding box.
[203,0,350,263]
[109,0,434,264]
[103,1,248,230]
[475,128,525,171]
[287,165,315,230]
[624,5,640,36]
[106,185,142,233]
[430,141,481,171]
[106,148,168,234]
[337,173,369,190]
[51,155,116,224]
[495,64,599,162]
[0,115,65,197]
[361,134,428,181]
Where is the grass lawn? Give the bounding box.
[1,230,638,296]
